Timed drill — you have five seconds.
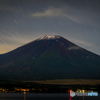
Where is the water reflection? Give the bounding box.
[0,93,99,100]
[83,96,84,100]
[24,92,26,100]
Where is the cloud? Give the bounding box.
[66,37,94,48]
[31,6,80,23]
[67,37,100,55]
[68,46,81,50]
[0,43,12,54]
[0,35,32,54]
[70,39,93,47]
[32,7,64,17]
[31,5,100,25]
[67,38,94,50]
[1,36,31,45]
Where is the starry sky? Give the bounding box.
[0,0,100,55]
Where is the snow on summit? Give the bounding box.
[37,35,60,40]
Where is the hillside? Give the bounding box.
[0,35,100,81]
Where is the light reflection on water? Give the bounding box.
[0,93,100,100]
[24,92,26,100]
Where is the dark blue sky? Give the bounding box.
[0,0,100,55]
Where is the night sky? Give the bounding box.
[0,0,100,55]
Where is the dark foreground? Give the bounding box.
[0,93,100,100]
[0,80,100,93]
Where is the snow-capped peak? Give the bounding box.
[37,35,60,40]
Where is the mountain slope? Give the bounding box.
[0,35,100,81]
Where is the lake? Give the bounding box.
[0,93,100,100]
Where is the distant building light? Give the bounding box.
[82,90,85,93]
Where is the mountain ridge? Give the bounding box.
[0,35,100,81]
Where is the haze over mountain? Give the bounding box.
[0,35,100,81]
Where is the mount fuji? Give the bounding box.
[0,35,100,81]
